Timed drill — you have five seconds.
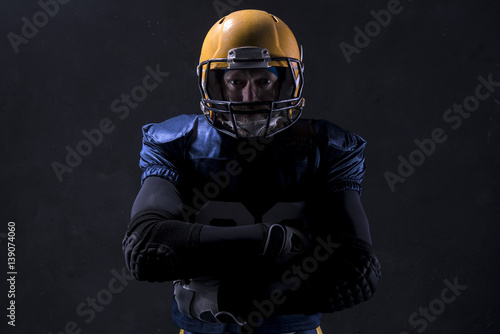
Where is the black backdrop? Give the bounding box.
[1,0,499,333]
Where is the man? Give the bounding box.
[123,9,381,334]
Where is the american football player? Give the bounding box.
[123,9,381,334]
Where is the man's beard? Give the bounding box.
[215,110,289,138]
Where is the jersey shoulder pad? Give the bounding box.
[142,114,203,144]
[312,119,366,152]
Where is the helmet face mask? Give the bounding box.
[206,101,302,139]
[197,10,305,139]
[198,47,305,138]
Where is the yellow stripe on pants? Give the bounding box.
[179,327,323,333]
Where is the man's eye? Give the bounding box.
[229,79,243,85]
[258,79,272,85]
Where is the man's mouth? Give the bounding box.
[234,113,268,123]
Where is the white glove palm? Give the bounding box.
[261,223,310,263]
[174,277,245,325]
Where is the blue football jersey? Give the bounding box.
[138,114,366,333]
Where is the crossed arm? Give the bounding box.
[122,176,381,314]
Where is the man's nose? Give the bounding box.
[241,82,259,102]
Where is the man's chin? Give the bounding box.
[234,113,268,122]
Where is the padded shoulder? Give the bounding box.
[313,119,366,152]
[139,115,206,185]
[142,114,202,144]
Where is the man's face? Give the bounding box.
[216,68,283,137]
[221,69,279,103]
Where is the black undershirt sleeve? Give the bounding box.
[283,190,381,314]
[323,190,373,244]
[218,190,381,317]
[123,177,381,316]
[123,176,266,282]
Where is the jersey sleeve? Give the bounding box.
[139,115,196,185]
[318,121,366,195]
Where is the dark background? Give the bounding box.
[1,0,499,333]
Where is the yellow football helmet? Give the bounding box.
[197,9,305,138]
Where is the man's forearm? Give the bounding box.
[217,233,381,317]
